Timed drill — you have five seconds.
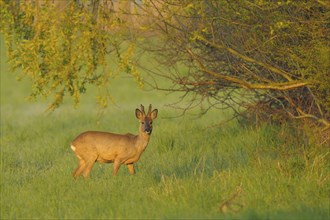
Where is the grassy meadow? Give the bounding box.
[1,38,329,219]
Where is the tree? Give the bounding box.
[133,0,329,131]
[0,0,140,110]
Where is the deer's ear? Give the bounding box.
[135,109,144,119]
[150,109,158,120]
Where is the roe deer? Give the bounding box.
[70,104,158,179]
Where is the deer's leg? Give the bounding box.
[82,159,96,179]
[73,159,86,179]
[127,163,135,175]
[113,159,122,176]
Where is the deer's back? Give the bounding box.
[71,131,137,162]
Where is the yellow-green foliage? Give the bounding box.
[0,1,139,110]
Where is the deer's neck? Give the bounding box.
[135,132,150,152]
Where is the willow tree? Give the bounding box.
[0,0,140,110]
[134,0,329,132]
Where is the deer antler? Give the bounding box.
[147,104,152,116]
[140,104,145,113]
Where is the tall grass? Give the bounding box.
[1,38,329,219]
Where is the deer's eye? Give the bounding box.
[141,121,145,124]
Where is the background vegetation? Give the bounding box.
[0,0,329,219]
[0,0,329,131]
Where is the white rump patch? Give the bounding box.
[70,145,76,151]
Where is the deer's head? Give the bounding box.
[135,104,158,135]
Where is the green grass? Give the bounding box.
[1,38,329,219]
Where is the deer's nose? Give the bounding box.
[144,126,152,134]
